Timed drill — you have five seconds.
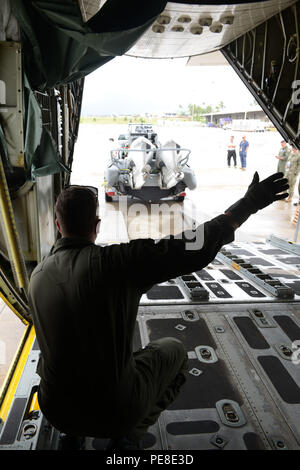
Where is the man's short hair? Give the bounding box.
[55,186,98,237]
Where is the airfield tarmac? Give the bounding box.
[1,123,299,390]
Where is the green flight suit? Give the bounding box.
[286,150,300,198]
[277,146,291,175]
[28,214,235,440]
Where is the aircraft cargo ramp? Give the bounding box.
[1,239,300,451]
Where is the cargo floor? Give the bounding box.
[1,240,300,451]
[84,302,300,451]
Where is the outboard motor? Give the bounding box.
[156,140,187,189]
[124,137,154,189]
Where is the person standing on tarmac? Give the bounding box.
[227,136,237,168]
[239,135,249,170]
[275,140,291,175]
[285,146,300,202]
[28,172,288,451]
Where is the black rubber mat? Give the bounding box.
[259,249,287,255]
[205,282,232,298]
[234,317,270,349]
[169,358,243,410]
[147,317,217,351]
[184,282,202,289]
[274,315,300,342]
[146,285,184,300]
[166,420,219,435]
[279,257,300,265]
[235,282,266,297]
[285,281,300,295]
[243,432,266,450]
[195,270,214,281]
[0,398,27,445]
[258,356,300,404]
[264,270,297,279]
[219,269,242,281]
[247,257,274,266]
[229,249,253,256]
[181,275,197,282]
[147,318,242,410]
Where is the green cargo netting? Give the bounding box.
[9,0,166,179]
[23,74,68,179]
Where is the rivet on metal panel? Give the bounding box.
[216,399,246,427]
[189,367,202,376]
[270,436,288,450]
[23,423,37,439]
[249,309,276,328]
[275,343,293,360]
[200,348,211,360]
[195,345,218,363]
[214,326,225,333]
[182,310,198,322]
[210,434,228,449]
[253,309,263,317]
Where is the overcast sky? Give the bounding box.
[81,55,256,116]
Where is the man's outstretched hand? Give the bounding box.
[244,171,289,211]
[225,172,289,227]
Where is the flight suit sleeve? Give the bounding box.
[123,213,236,291]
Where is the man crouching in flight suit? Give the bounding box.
[28,171,288,450]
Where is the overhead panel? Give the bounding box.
[126,0,297,59]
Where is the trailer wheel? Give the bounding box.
[105,192,113,202]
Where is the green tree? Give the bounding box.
[215,101,225,112]
[188,103,213,120]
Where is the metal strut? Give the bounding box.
[0,156,29,298]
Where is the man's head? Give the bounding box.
[281,140,287,148]
[230,136,234,141]
[55,186,100,242]
[242,136,246,141]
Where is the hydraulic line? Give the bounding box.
[0,156,29,297]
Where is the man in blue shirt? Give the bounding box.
[239,136,249,170]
